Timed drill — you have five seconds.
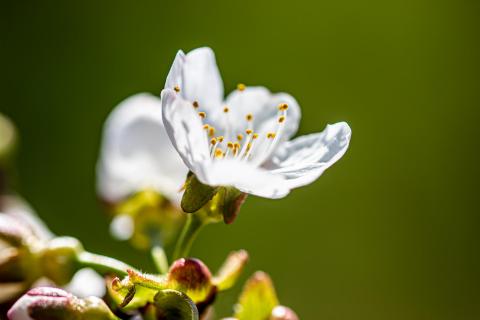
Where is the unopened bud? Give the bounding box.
[167,258,214,303]
[7,287,118,320]
[40,237,84,285]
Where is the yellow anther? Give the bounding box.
[246,113,253,121]
[267,132,276,139]
[234,142,241,149]
[245,143,252,153]
[208,127,215,137]
[245,129,253,135]
[203,124,210,130]
[278,116,286,123]
[227,142,234,149]
[223,106,230,113]
[198,112,206,119]
[237,83,246,91]
[217,136,224,143]
[278,103,289,111]
[192,101,199,108]
[252,133,259,139]
[210,138,217,145]
[174,85,181,93]
[237,134,244,141]
[214,148,224,158]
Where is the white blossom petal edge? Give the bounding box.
[97,93,188,206]
[160,47,352,199]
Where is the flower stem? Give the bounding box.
[151,245,169,274]
[172,214,205,261]
[77,251,135,277]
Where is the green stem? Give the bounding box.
[172,214,205,261]
[77,252,135,277]
[151,245,169,274]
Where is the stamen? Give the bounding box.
[217,136,224,143]
[214,148,224,159]
[227,142,234,149]
[233,142,241,156]
[237,83,246,91]
[223,106,230,113]
[198,112,206,119]
[252,133,259,140]
[246,113,253,122]
[210,138,217,145]
[267,132,276,139]
[203,124,210,130]
[245,129,253,135]
[278,116,286,123]
[278,103,289,111]
[237,134,244,141]
[192,101,199,108]
[208,127,215,137]
[174,85,181,93]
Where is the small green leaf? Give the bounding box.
[234,272,279,320]
[181,174,218,213]
[153,289,199,320]
[213,250,249,291]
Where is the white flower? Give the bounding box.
[161,47,351,199]
[97,93,188,206]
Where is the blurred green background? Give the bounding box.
[1,0,479,319]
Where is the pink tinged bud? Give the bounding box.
[270,306,299,320]
[7,287,118,320]
[167,258,214,303]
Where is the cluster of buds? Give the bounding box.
[108,250,249,318]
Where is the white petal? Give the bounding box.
[97,93,188,205]
[109,214,134,241]
[199,159,290,199]
[165,47,224,118]
[64,268,106,298]
[0,195,53,241]
[165,50,186,91]
[268,122,351,189]
[161,89,212,180]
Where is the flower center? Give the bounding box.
[192,96,289,164]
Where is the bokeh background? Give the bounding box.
[1,0,479,319]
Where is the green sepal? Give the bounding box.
[213,250,249,291]
[217,187,247,224]
[153,289,199,320]
[234,271,279,320]
[181,173,218,213]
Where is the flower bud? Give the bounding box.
[153,289,199,320]
[39,237,84,285]
[0,214,41,303]
[167,258,214,304]
[7,287,118,320]
[270,306,299,320]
